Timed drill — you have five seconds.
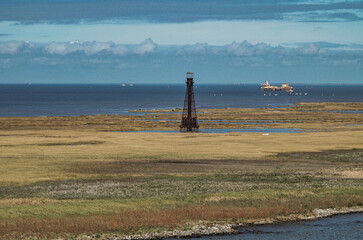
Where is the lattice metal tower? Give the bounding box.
[180,72,199,132]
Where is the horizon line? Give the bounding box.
[0,83,363,86]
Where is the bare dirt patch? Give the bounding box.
[338,170,363,179]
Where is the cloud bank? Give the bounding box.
[1,39,359,59]
[1,39,361,84]
[0,41,30,54]
[40,39,157,56]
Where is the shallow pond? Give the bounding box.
[170,213,363,240]
[299,110,363,114]
[124,128,303,133]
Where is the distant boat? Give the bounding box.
[261,81,294,92]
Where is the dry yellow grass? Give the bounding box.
[1,102,362,184]
[338,170,363,179]
[1,129,363,184]
[294,102,363,111]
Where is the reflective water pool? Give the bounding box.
[169,213,363,240]
[122,128,304,133]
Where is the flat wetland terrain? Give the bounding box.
[1,102,363,239]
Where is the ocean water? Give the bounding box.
[0,84,362,117]
[169,213,363,240]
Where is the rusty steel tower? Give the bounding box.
[180,72,199,132]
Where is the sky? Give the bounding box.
[0,0,362,84]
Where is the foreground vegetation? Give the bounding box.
[1,187,362,239]
[0,102,362,239]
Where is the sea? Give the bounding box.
[169,212,363,240]
[0,84,362,117]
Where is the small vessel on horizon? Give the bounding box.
[261,81,294,93]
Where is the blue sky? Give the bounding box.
[0,0,362,84]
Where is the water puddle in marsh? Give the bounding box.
[199,120,301,125]
[299,110,363,114]
[118,128,304,133]
[169,212,363,240]
[135,119,303,125]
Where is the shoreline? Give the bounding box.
[2,101,363,118]
[1,102,363,133]
[80,207,363,240]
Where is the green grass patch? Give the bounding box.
[2,171,358,200]
[1,188,363,221]
[278,149,363,163]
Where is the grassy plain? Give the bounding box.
[0,102,363,238]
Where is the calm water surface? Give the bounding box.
[0,84,362,117]
[170,213,363,240]
[124,128,303,133]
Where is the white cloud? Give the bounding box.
[176,43,212,55]
[225,41,268,57]
[110,45,128,55]
[0,41,27,54]
[225,41,321,57]
[254,42,271,55]
[1,40,362,69]
[134,38,157,55]
[83,42,113,55]
[299,44,320,55]
[44,40,154,56]
[18,39,354,59]
[44,42,81,55]
[44,41,113,55]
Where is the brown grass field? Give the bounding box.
[0,102,363,239]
